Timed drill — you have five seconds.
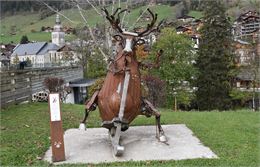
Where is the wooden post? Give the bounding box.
[174,96,177,112]
[48,93,65,162]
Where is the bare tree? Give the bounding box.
[72,26,107,77]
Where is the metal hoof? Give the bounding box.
[159,135,167,142]
[109,127,116,137]
[113,145,124,156]
[79,123,86,130]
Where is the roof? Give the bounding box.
[37,43,60,55]
[1,44,15,51]
[176,26,190,32]
[0,55,9,61]
[177,15,195,19]
[69,78,95,87]
[234,39,250,45]
[237,68,255,81]
[236,10,260,22]
[12,42,59,56]
[57,45,72,52]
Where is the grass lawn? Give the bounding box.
[0,32,77,44]
[188,10,203,19]
[0,103,259,166]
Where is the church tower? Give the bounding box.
[52,14,65,46]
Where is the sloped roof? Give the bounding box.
[12,42,59,56]
[38,43,60,55]
[176,26,190,32]
[69,78,95,87]
[177,15,195,19]
[234,39,250,45]
[12,42,47,56]
[57,45,72,52]
[237,68,255,81]
[236,10,260,22]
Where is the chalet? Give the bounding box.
[0,53,10,68]
[177,15,195,22]
[42,26,53,32]
[235,67,260,90]
[63,27,75,34]
[233,39,255,66]
[0,43,15,57]
[191,35,200,49]
[233,41,260,91]
[176,25,191,34]
[0,44,15,68]
[57,45,78,66]
[233,10,260,39]
[175,26,200,49]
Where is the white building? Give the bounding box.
[11,42,60,67]
[52,14,65,47]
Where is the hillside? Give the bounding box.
[0,4,176,44]
[1,0,259,44]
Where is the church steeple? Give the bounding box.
[55,14,61,24]
[52,14,65,46]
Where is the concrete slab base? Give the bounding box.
[44,124,218,164]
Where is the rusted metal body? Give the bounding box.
[98,49,142,127]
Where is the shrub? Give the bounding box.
[43,77,64,93]
[88,77,105,97]
[142,75,166,107]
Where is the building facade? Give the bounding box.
[233,11,260,40]
[11,42,59,67]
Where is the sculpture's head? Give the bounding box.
[102,8,161,55]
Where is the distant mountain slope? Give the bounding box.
[1,4,175,44]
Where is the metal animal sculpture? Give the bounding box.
[79,8,167,156]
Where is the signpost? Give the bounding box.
[48,93,65,162]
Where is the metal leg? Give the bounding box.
[155,114,167,142]
[79,91,99,130]
[109,70,130,156]
[79,110,89,130]
[81,110,89,124]
[109,124,124,156]
[142,99,168,143]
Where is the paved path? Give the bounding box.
[44,124,218,164]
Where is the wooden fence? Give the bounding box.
[0,66,83,108]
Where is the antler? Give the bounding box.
[137,8,158,37]
[101,7,128,34]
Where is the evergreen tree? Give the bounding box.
[20,35,29,44]
[13,55,20,64]
[26,57,32,66]
[195,0,234,110]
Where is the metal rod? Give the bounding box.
[118,71,130,120]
